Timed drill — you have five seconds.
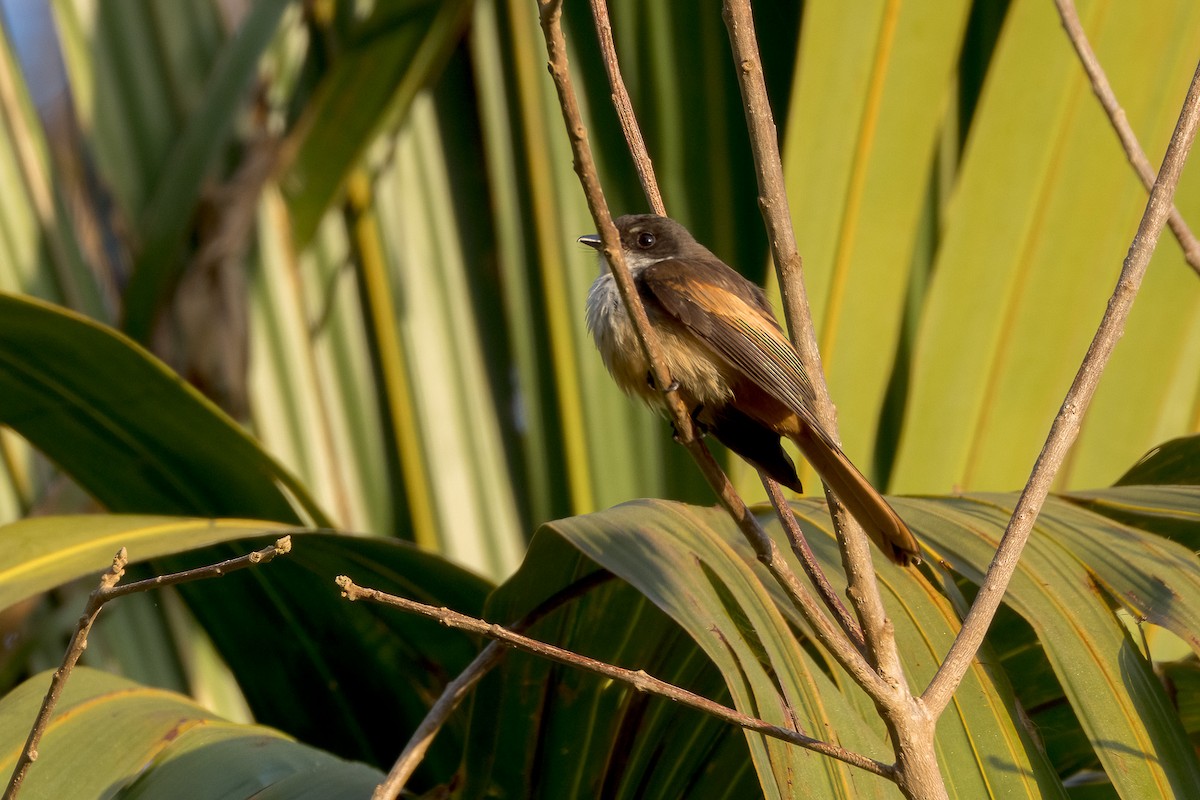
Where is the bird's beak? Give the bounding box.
[577,234,601,250]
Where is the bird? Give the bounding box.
[579,213,920,566]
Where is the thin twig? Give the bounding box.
[720,0,904,682]
[105,537,292,598]
[370,571,617,800]
[538,0,890,703]
[719,1,810,348]
[1054,0,1200,276]
[3,537,291,800]
[337,577,895,780]
[720,5,950,797]
[375,644,505,800]
[536,1,691,443]
[762,477,864,651]
[924,56,1200,717]
[587,0,664,215]
[690,449,890,704]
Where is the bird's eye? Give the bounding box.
[636,231,656,249]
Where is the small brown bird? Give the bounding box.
[580,214,920,566]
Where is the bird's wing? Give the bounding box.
[640,259,921,566]
[637,258,825,432]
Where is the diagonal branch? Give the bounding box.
[762,477,864,650]
[587,0,664,216]
[923,54,1200,717]
[720,0,905,683]
[721,4,952,795]
[337,576,895,780]
[537,0,691,446]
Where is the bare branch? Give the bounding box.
[762,477,864,651]
[924,56,1200,717]
[719,1,811,350]
[587,0,664,216]
[1054,0,1200,276]
[720,0,905,684]
[373,644,504,800]
[721,5,951,796]
[338,576,895,780]
[537,1,691,443]
[3,537,291,800]
[105,537,292,598]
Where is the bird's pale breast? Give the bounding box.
[586,271,734,412]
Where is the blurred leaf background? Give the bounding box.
[2,0,1197,571]
[0,0,1198,796]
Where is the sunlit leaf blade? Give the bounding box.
[892,0,1200,494]
[781,0,973,485]
[248,189,388,535]
[908,492,1200,797]
[1063,3,1200,490]
[549,499,1057,798]
[281,0,472,245]
[0,293,330,525]
[462,530,790,800]
[0,668,382,799]
[369,96,525,578]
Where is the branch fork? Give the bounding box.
[4,537,291,800]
